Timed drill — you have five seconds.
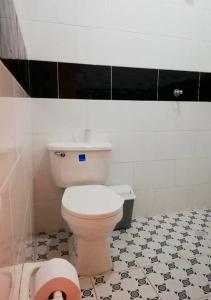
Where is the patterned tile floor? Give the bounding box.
[34,209,211,300]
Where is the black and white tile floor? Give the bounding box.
[34,209,211,300]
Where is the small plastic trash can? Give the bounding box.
[109,185,136,230]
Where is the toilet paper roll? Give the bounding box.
[34,258,80,300]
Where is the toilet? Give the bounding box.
[48,142,124,276]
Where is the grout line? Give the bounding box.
[143,270,160,298]
[156,69,160,101]
[25,19,211,44]
[198,72,201,102]
[90,275,99,300]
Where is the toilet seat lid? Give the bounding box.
[62,185,124,219]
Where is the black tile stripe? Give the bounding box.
[58,62,111,100]
[2,58,30,94]
[0,1,211,102]
[158,70,199,101]
[3,57,211,102]
[29,60,58,98]
[112,66,158,101]
[199,72,211,102]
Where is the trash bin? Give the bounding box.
[109,185,136,230]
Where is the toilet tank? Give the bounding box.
[48,143,112,188]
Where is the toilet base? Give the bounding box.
[70,236,112,276]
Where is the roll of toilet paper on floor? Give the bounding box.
[34,258,80,300]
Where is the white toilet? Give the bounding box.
[48,142,124,276]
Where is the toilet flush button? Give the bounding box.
[79,154,86,162]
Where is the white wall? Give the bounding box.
[14,0,211,72]
[33,99,211,233]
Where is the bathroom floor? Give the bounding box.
[33,209,211,300]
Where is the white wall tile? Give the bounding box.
[14,99,31,156]
[134,160,175,190]
[16,0,211,43]
[88,101,179,132]
[32,134,64,203]
[32,99,88,134]
[0,182,15,270]
[28,0,58,23]
[0,95,33,299]
[34,200,65,233]
[58,0,110,28]
[21,21,112,65]
[106,163,133,186]
[175,158,211,186]
[140,102,179,131]
[110,0,211,41]
[163,0,211,11]
[192,184,211,209]
[20,19,211,72]
[111,132,156,163]
[154,186,194,214]
[10,156,27,248]
[87,101,114,132]
[133,189,155,218]
[0,99,18,187]
[154,131,195,160]
[194,131,211,157]
[175,102,211,131]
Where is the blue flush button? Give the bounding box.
[79,154,86,162]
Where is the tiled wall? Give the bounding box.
[7,0,211,100]
[10,0,211,233]
[8,60,211,102]
[2,59,211,102]
[32,99,211,233]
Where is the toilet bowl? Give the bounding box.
[61,185,124,276]
[48,141,124,275]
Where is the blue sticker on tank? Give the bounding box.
[79,154,86,162]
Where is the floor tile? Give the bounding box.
[80,276,97,300]
[143,259,209,300]
[24,239,35,262]
[92,268,159,300]
[35,229,69,261]
[187,255,211,289]
[111,246,138,272]
[34,208,211,300]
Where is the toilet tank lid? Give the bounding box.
[48,142,112,151]
[62,185,124,219]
